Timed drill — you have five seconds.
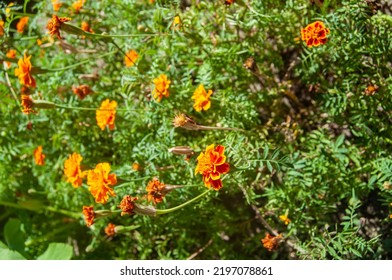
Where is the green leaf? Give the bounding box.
[37,243,73,260]
[4,219,25,254]
[0,248,27,260]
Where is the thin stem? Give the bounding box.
[198,125,244,132]
[54,103,144,112]
[156,189,211,215]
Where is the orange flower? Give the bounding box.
[16,17,28,33]
[72,0,85,13]
[87,163,117,204]
[192,84,213,112]
[81,21,93,33]
[172,16,182,30]
[64,152,87,188]
[0,20,5,36]
[15,53,36,88]
[279,214,291,225]
[72,84,93,99]
[146,178,166,204]
[261,233,282,251]
[51,0,62,11]
[124,50,138,67]
[152,74,170,102]
[21,95,36,114]
[301,21,330,48]
[132,162,140,171]
[96,99,117,130]
[195,144,230,190]
[82,206,95,227]
[33,146,45,166]
[225,0,235,5]
[47,14,71,40]
[119,195,138,216]
[5,49,16,69]
[105,223,116,237]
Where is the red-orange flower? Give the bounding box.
[192,84,213,112]
[72,0,85,13]
[87,163,117,204]
[119,195,138,216]
[195,144,230,190]
[96,99,117,130]
[261,233,282,251]
[124,50,138,67]
[146,178,166,204]
[47,14,71,40]
[301,21,330,48]
[81,21,93,33]
[82,206,95,227]
[0,20,4,36]
[152,74,170,102]
[14,53,36,88]
[21,95,36,114]
[33,146,45,166]
[5,49,16,69]
[225,0,235,5]
[105,223,116,237]
[16,17,29,33]
[72,84,93,99]
[64,152,87,188]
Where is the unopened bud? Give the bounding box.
[168,146,195,156]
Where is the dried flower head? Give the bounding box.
[261,233,282,251]
[72,84,93,99]
[33,146,45,166]
[105,223,116,237]
[47,14,71,40]
[301,21,330,48]
[152,74,170,102]
[119,195,138,216]
[96,99,117,130]
[195,144,230,190]
[5,49,16,68]
[192,84,213,112]
[279,214,291,225]
[87,163,117,204]
[64,152,87,188]
[124,50,138,67]
[16,17,29,33]
[51,0,62,11]
[172,113,200,130]
[82,206,95,227]
[15,53,36,88]
[146,178,166,204]
[21,95,36,114]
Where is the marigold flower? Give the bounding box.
[47,14,72,40]
[279,214,291,225]
[16,17,28,33]
[225,0,235,5]
[15,53,36,88]
[64,152,87,188]
[81,21,93,33]
[105,223,116,237]
[96,99,117,130]
[33,146,45,166]
[172,16,182,30]
[0,20,5,36]
[72,84,93,99]
[192,84,213,112]
[82,206,95,227]
[5,49,16,69]
[119,195,138,216]
[152,74,170,102]
[51,0,62,11]
[87,163,117,204]
[364,83,379,96]
[301,21,330,48]
[132,162,140,171]
[146,178,166,204]
[72,0,85,13]
[195,144,230,191]
[124,50,138,67]
[21,95,36,114]
[261,233,282,251]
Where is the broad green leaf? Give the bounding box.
[4,219,25,254]
[37,243,73,260]
[0,248,27,260]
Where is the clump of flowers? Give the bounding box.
[279,214,291,225]
[96,99,117,130]
[152,74,170,102]
[124,50,138,67]
[64,152,87,188]
[301,21,330,48]
[192,84,213,112]
[15,53,36,88]
[195,144,230,191]
[72,84,93,99]
[119,195,138,216]
[16,17,29,33]
[47,14,71,40]
[82,206,95,227]
[87,163,117,204]
[261,233,282,251]
[33,146,45,166]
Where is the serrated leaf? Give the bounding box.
[37,243,73,260]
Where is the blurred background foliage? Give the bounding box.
[0,0,391,259]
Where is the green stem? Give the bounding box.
[198,125,244,132]
[156,189,211,215]
[54,103,143,112]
